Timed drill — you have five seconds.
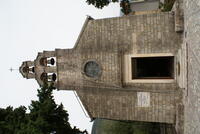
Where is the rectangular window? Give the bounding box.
[131,56,174,79]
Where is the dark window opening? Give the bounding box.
[132,56,174,79]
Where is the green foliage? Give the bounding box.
[86,0,131,15]
[120,0,132,15]
[0,84,87,134]
[86,0,119,9]
[159,0,176,12]
[0,106,27,134]
[26,84,73,134]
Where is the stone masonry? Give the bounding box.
[184,0,200,134]
[19,6,188,134]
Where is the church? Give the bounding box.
[20,0,185,133]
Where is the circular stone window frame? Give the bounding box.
[82,59,102,80]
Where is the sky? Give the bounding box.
[0,0,119,133]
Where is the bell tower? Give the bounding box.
[19,61,35,79]
[19,50,58,87]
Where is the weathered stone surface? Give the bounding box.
[184,0,200,134]
[77,88,179,124]
[19,12,184,128]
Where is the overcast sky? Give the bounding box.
[0,0,119,133]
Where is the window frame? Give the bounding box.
[123,53,175,83]
[131,56,174,79]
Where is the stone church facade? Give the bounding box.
[19,0,198,134]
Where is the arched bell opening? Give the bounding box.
[22,66,35,74]
[40,72,48,82]
[47,58,55,66]
[28,67,35,73]
[40,72,57,83]
[22,66,29,73]
[40,57,47,66]
[31,67,35,73]
[40,57,56,66]
[52,73,57,81]
[47,73,57,82]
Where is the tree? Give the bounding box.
[23,84,85,134]
[86,0,119,9]
[160,0,176,11]
[0,84,87,134]
[86,0,131,15]
[120,0,131,15]
[0,106,27,134]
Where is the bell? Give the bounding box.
[47,58,55,65]
[47,73,57,81]
[52,73,57,81]
[32,67,35,73]
[28,67,35,73]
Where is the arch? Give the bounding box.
[40,72,48,82]
[40,57,47,66]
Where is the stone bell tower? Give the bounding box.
[20,51,57,87]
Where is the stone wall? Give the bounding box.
[77,12,181,54]
[77,88,179,124]
[56,48,121,91]
[54,12,183,124]
[184,0,200,134]
[57,12,182,91]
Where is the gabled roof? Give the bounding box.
[19,62,27,78]
[73,16,94,49]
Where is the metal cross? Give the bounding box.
[9,67,18,72]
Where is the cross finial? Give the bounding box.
[9,67,18,72]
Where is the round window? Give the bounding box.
[84,61,101,78]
